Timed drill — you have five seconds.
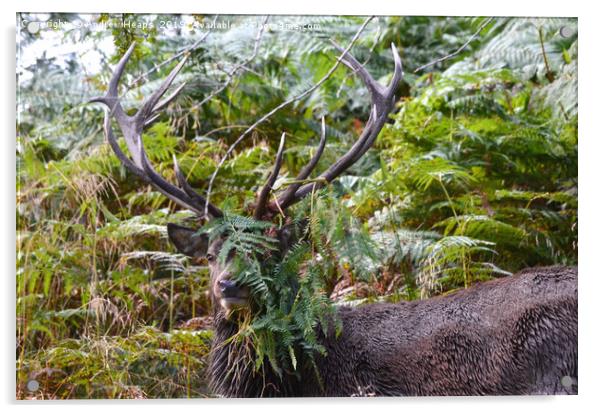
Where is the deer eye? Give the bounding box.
[206,253,216,262]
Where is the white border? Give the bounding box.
[6,0,583,16]
[4,1,601,412]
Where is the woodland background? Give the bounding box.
[16,14,577,398]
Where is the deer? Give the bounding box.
[90,40,577,397]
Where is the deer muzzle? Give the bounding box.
[217,279,249,310]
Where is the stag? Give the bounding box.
[91,41,577,397]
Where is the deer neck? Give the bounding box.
[209,307,305,397]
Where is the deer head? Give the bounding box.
[165,223,250,311]
[91,41,402,315]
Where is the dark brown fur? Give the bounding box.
[209,266,577,397]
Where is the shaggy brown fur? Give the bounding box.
[209,266,577,397]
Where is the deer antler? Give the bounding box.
[274,117,327,210]
[254,43,403,217]
[92,41,401,221]
[89,42,223,218]
[254,132,286,220]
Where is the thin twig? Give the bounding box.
[413,17,494,73]
[203,16,376,216]
[537,26,555,82]
[187,15,270,111]
[204,124,257,136]
[126,15,218,90]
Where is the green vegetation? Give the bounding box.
[17,14,577,398]
[199,213,338,377]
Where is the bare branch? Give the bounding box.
[413,17,494,73]
[189,15,270,111]
[127,15,218,90]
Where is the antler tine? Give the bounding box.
[330,40,383,101]
[389,43,404,96]
[107,43,137,100]
[173,155,224,218]
[143,113,162,128]
[103,109,148,182]
[143,82,187,127]
[278,43,403,208]
[254,133,286,220]
[89,42,143,166]
[90,42,223,218]
[138,55,188,121]
[136,139,211,216]
[89,42,136,131]
[275,117,327,208]
[151,82,187,115]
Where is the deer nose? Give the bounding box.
[218,279,239,297]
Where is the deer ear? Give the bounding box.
[277,221,304,253]
[167,223,209,258]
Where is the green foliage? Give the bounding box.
[197,213,338,377]
[447,17,577,118]
[17,15,577,398]
[18,327,212,399]
[351,58,577,294]
[199,214,277,266]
